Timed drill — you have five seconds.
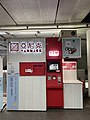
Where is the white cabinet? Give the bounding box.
[64,80,83,109]
[19,76,46,111]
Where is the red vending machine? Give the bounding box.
[46,38,63,108]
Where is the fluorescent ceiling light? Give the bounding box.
[0,26,26,30]
[9,31,37,35]
[28,26,57,29]
[58,24,86,28]
[40,31,59,34]
[19,31,37,34]
[0,26,57,30]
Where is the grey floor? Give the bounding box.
[0,96,90,120]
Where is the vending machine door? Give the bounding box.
[20,62,45,76]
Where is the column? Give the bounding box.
[87,30,90,96]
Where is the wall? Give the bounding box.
[87,30,90,96]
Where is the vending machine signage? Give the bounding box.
[62,37,81,58]
[49,51,59,56]
[46,38,62,59]
[9,42,19,53]
[9,41,43,54]
[63,62,76,70]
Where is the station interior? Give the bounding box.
[0,0,90,120]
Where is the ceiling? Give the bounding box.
[0,0,90,43]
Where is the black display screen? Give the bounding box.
[47,62,60,72]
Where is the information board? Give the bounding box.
[62,37,81,58]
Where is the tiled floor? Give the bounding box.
[0,96,90,120]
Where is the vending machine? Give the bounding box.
[46,38,63,108]
[7,38,46,111]
[62,36,83,109]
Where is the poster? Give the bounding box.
[0,77,3,109]
[62,37,81,58]
[7,62,19,110]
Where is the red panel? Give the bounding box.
[46,59,63,88]
[46,38,63,108]
[46,73,63,88]
[20,62,45,76]
[47,89,63,107]
[46,38,62,59]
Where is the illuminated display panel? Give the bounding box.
[49,51,59,56]
[47,61,60,72]
[9,41,43,54]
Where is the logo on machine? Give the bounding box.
[9,41,43,54]
[9,42,19,52]
[25,69,33,73]
[49,51,59,56]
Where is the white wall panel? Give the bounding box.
[63,70,77,80]
[64,82,83,109]
[19,76,46,110]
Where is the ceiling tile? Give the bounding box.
[70,0,90,22]
[0,5,15,25]
[38,0,58,23]
[56,0,80,23]
[0,0,58,24]
[0,0,29,24]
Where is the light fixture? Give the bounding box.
[9,31,37,35]
[58,24,86,29]
[0,26,26,30]
[28,25,57,29]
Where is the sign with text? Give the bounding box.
[49,51,59,56]
[63,62,77,70]
[9,41,43,54]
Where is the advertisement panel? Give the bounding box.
[63,61,77,80]
[63,62,77,70]
[62,37,81,58]
[7,62,19,110]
